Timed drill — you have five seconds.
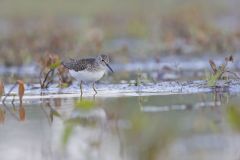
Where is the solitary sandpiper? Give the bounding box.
[62,54,114,95]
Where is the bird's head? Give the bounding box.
[97,54,113,73]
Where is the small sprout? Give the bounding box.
[17,80,25,104]
[50,59,61,70]
[130,70,152,86]
[138,71,150,86]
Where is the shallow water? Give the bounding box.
[1,79,240,100]
[0,92,240,160]
[1,54,240,160]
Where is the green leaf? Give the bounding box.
[50,60,61,69]
[207,70,222,87]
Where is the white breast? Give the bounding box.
[69,69,105,82]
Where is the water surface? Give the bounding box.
[0,93,240,160]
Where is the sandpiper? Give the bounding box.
[62,54,113,95]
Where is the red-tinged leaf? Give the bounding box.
[17,80,25,104]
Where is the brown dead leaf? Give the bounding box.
[17,80,25,104]
[209,60,217,74]
[0,81,4,98]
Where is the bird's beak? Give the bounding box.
[103,60,114,73]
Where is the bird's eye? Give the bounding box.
[102,59,104,61]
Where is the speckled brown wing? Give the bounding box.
[62,58,95,71]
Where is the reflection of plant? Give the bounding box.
[227,104,240,132]
[0,79,27,123]
[0,107,6,124]
[62,123,74,146]
[74,99,95,110]
[40,100,62,125]
[18,103,25,121]
[1,89,26,122]
[207,56,239,87]
[62,99,96,146]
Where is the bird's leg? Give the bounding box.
[92,82,97,95]
[80,80,83,98]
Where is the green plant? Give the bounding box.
[39,53,61,88]
[207,55,239,87]
[129,70,153,86]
